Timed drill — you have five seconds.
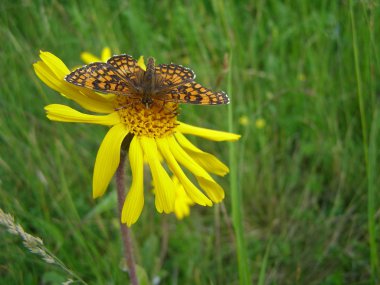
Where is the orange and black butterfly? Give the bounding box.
[65,54,229,108]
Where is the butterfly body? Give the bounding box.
[140,57,157,108]
[65,54,229,108]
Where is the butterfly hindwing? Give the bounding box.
[164,82,229,105]
[155,63,195,89]
[65,63,131,94]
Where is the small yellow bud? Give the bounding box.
[255,118,266,129]
[239,115,250,126]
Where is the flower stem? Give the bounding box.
[227,53,250,284]
[116,134,138,285]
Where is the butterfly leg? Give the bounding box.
[114,102,133,111]
[114,98,140,111]
[154,98,179,117]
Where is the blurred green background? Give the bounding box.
[0,0,379,284]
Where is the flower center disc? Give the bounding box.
[116,96,179,138]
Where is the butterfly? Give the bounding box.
[65,54,229,108]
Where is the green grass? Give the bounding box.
[0,0,379,284]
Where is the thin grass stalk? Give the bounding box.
[349,0,379,281]
[227,53,250,284]
[368,111,379,281]
[257,240,272,285]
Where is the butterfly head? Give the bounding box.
[141,96,153,109]
[147,57,155,72]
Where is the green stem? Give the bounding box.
[349,0,379,281]
[227,53,250,285]
[116,134,139,285]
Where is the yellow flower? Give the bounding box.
[33,51,240,226]
[80,47,112,63]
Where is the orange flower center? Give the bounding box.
[116,96,179,138]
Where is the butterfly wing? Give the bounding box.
[155,63,195,90]
[163,82,229,105]
[65,63,131,95]
[65,56,229,105]
[107,54,144,84]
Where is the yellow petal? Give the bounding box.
[122,137,144,226]
[140,137,175,213]
[45,104,120,125]
[175,203,190,219]
[175,132,229,176]
[64,91,115,114]
[177,122,241,141]
[197,177,225,203]
[73,90,116,114]
[157,138,212,206]
[34,61,67,92]
[80,52,101,64]
[39,51,70,78]
[167,136,225,203]
[101,47,112,62]
[173,178,193,220]
[93,124,129,198]
[137,56,147,71]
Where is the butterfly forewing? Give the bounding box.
[155,64,195,89]
[107,55,144,83]
[165,82,230,105]
[65,63,131,94]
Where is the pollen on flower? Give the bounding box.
[116,96,179,138]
